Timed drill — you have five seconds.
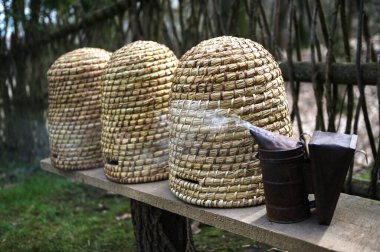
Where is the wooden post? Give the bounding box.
[130,199,196,252]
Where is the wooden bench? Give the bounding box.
[40,158,380,252]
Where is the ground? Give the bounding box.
[0,154,272,252]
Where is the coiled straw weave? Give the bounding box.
[47,48,111,170]
[169,36,293,207]
[101,41,178,183]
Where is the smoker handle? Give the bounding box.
[300,133,312,159]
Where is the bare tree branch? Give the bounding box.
[22,0,130,50]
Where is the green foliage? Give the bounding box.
[354,166,372,181]
[0,172,135,252]
[0,157,272,251]
[0,151,45,186]
[193,225,267,252]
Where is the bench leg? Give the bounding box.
[131,199,196,252]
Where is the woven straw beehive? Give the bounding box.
[101,41,178,183]
[47,47,111,170]
[169,36,293,207]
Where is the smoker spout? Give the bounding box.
[248,125,302,151]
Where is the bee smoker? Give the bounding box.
[249,126,358,225]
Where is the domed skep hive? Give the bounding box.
[169,36,293,208]
[101,41,178,183]
[47,48,111,170]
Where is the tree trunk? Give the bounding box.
[130,199,196,252]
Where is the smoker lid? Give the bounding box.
[309,131,357,150]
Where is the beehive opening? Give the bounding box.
[106,159,118,165]
[175,175,199,185]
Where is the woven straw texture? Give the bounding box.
[47,47,111,170]
[169,36,293,208]
[101,41,178,183]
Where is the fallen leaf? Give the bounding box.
[116,213,131,221]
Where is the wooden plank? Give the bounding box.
[41,158,380,252]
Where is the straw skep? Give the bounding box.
[101,41,178,183]
[169,36,293,208]
[47,47,111,170]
